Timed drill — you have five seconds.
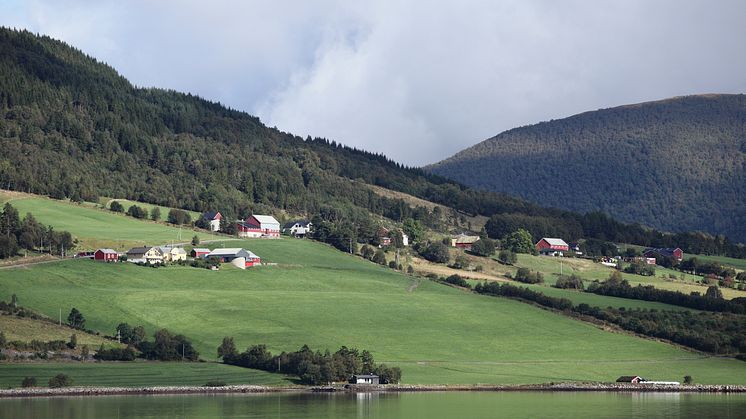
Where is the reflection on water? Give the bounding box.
[1,391,745,419]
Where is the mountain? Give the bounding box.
[428,95,746,241]
[0,27,744,257]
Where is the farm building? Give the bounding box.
[237,215,281,238]
[201,211,222,232]
[451,234,480,250]
[190,248,211,258]
[94,249,118,262]
[643,247,683,262]
[350,374,379,385]
[536,238,569,256]
[206,248,261,267]
[283,220,313,237]
[616,376,643,384]
[158,246,187,262]
[126,246,164,264]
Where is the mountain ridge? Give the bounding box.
[428,94,746,240]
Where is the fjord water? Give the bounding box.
[2,392,746,419]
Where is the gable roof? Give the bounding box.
[283,219,310,229]
[96,248,117,254]
[643,248,681,257]
[202,211,221,220]
[127,246,153,254]
[540,238,568,247]
[251,214,279,225]
[616,376,642,382]
[207,248,258,259]
[454,235,480,244]
[191,248,211,253]
[158,246,186,254]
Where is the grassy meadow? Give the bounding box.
[0,195,215,250]
[0,362,287,388]
[2,240,746,385]
[0,315,120,350]
[1,195,745,386]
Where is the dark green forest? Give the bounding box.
[0,28,744,258]
[428,94,746,242]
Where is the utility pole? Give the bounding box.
[59,308,61,326]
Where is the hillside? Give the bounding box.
[0,199,744,385]
[428,95,746,241]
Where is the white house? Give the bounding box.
[201,211,222,232]
[126,246,164,264]
[283,220,313,237]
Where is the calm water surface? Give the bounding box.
[2,392,745,419]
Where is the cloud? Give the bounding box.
[2,0,746,165]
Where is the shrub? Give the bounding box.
[684,375,693,385]
[204,380,227,387]
[554,274,584,290]
[443,274,471,289]
[48,373,73,388]
[420,242,450,264]
[513,267,544,284]
[21,377,37,388]
[372,249,387,265]
[109,201,124,213]
[470,239,496,257]
[388,260,397,269]
[497,250,517,265]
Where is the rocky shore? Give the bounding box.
[2,382,745,398]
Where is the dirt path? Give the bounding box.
[0,257,64,270]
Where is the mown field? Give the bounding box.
[0,195,215,250]
[0,315,119,350]
[2,241,746,385]
[0,362,287,388]
[1,196,745,386]
[512,254,746,299]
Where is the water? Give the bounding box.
[1,391,745,419]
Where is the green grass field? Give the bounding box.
[0,362,288,388]
[0,315,120,349]
[1,196,215,250]
[2,240,746,385]
[99,197,202,221]
[1,196,745,386]
[512,254,746,299]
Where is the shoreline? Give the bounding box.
[2,383,746,398]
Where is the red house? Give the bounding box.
[535,238,570,253]
[190,248,211,258]
[643,248,683,262]
[237,215,281,238]
[94,248,118,262]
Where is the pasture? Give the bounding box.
[2,239,745,385]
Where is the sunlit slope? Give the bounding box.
[1,238,745,385]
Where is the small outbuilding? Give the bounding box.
[191,248,211,258]
[451,234,480,250]
[350,374,380,385]
[94,249,118,262]
[616,376,643,384]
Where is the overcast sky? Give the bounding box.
[2,0,745,165]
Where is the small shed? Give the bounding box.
[616,376,643,384]
[350,374,380,385]
[191,248,211,258]
[94,249,118,262]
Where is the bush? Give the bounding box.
[204,380,227,387]
[470,239,496,257]
[109,201,124,213]
[443,274,471,288]
[451,255,469,270]
[684,375,693,385]
[420,242,450,264]
[554,274,584,290]
[497,250,517,265]
[48,373,73,388]
[94,346,136,361]
[127,205,148,219]
[21,377,37,387]
[372,249,387,265]
[513,267,544,284]
[388,260,397,269]
[360,245,375,260]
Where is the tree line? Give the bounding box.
[0,202,75,259]
[218,338,401,385]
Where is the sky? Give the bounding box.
[2,0,745,166]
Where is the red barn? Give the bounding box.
[535,238,570,253]
[190,248,211,258]
[94,249,118,262]
[237,215,280,238]
[643,247,683,262]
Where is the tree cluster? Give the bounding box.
[220,342,401,385]
[0,203,75,258]
[512,267,544,284]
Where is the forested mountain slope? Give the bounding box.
[0,27,743,256]
[428,95,746,241]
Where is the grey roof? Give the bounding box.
[539,238,568,247]
[202,211,220,220]
[207,248,259,259]
[191,248,211,253]
[97,248,118,254]
[251,214,280,225]
[284,219,310,229]
[127,246,153,254]
[353,374,379,379]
